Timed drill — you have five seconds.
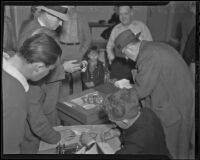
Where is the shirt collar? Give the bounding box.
[3,57,29,92]
[123,110,141,126]
[37,17,46,27]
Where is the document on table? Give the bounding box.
[71,92,99,110]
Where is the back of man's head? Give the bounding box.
[19,33,62,66]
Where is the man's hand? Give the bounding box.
[62,60,81,73]
[80,132,94,146]
[59,129,76,144]
[100,128,121,142]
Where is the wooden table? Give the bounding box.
[57,83,119,125]
[38,124,121,154]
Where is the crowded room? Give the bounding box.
[2,1,197,159]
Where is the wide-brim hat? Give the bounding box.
[103,89,140,121]
[35,6,68,21]
[114,29,141,58]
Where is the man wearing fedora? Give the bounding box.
[106,6,152,82]
[79,89,171,157]
[113,29,195,159]
[18,6,81,153]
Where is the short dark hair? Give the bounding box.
[84,46,99,60]
[19,33,62,66]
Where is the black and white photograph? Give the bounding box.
[1,1,199,159]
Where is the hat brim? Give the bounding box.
[36,6,69,21]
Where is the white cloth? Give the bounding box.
[3,56,29,92]
[37,17,46,27]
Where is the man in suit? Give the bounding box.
[17,6,81,153]
[3,33,62,154]
[18,5,81,128]
[113,29,195,159]
[58,6,92,95]
[79,89,171,157]
[106,6,152,83]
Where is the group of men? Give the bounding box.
[3,6,90,154]
[3,5,195,159]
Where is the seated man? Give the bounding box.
[79,89,171,157]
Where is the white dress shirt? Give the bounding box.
[3,54,29,92]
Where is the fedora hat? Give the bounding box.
[35,6,69,21]
[114,30,141,58]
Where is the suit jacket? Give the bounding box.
[17,18,64,153]
[3,71,28,154]
[131,40,195,159]
[116,108,170,156]
[20,84,61,153]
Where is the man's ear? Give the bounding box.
[32,62,45,72]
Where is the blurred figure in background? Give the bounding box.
[18,6,39,37]
[101,6,120,40]
[180,1,196,55]
[182,26,196,81]
[3,16,17,57]
[58,6,91,96]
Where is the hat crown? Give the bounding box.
[44,6,68,14]
[114,29,140,58]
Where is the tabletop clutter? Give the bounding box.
[39,124,121,154]
[39,80,131,154]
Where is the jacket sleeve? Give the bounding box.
[106,26,117,60]
[134,52,161,99]
[3,93,27,154]
[27,85,61,144]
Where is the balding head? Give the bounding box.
[119,6,133,26]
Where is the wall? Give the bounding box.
[9,5,148,41]
[146,1,194,43]
[77,6,148,41]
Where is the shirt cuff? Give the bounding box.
[86,139,96,147]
